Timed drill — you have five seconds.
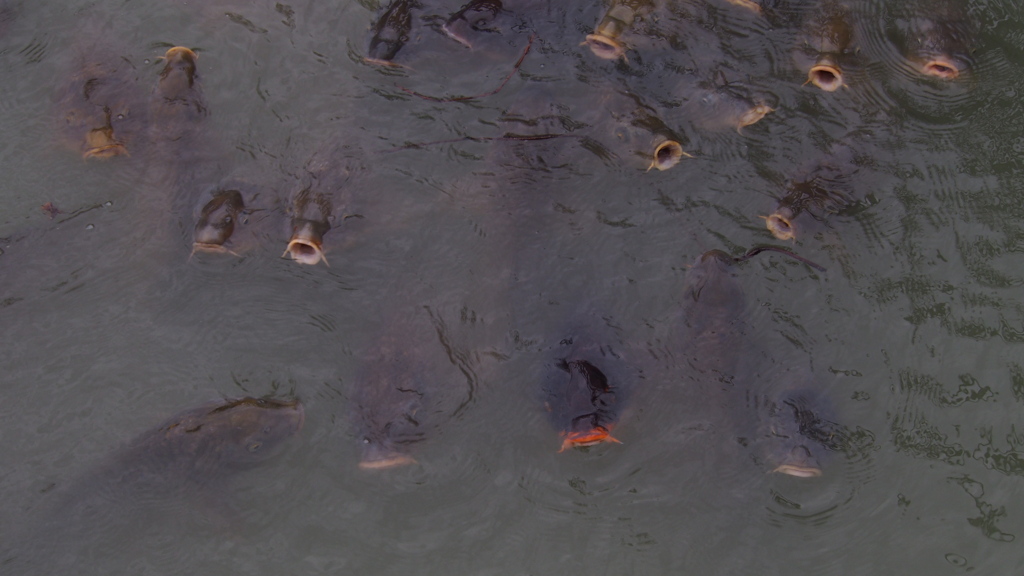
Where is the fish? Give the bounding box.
[681,250,838,477]
[150,46,207,145]
[583,0,655,61]
[670,81,774,134]
[192,189,245,255]
[365,0,419,66]
[900,5,974,80]
[755,386,840,478]
[545,359,622,451]
[56,43,148,159]
[679,250,749,385]
[283,143,363,266]
[9,397,303,574]
[762,145,858,241]
[798,2,854,92]
[350,309,468,470]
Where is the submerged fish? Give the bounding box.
[756,386,840,478]
[798,2,854,92]
[680,250,837,477]
[366,0,419,66]
[57,44,147,159]
[351,309,468,470]
[10,397,303,573]
[151,46,207,145]
[545,358,622,451]
[679,250,749,384]
[192,189,245,255]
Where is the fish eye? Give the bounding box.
[263,426,272,434]
[247,441,263,452]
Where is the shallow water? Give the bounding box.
[1,0,1022,574]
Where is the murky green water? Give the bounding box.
[1,0,1022,574]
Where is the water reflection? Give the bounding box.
[0,0,1023,573]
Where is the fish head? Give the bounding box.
[906,17,973,81]
[193,189,244,250]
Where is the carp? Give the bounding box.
[762,145,858,241]
[366,0,419,66]
[546,358,622,451]
[797,2,855,92]
[57,43,147,159]
[192,189,246,255]
[283,143,363,266]
[583,0,656,61]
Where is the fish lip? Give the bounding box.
[558,428,622,452]
[772,464,823,478]
[808,63,844,92]
[82,143,129,159]
[284,238,328,266]
[358,453,417,470]
[763,212,795,241]
[919,57,961,80]
[583,34,626,61]
[648,140,691,172]
[191,242,232,254]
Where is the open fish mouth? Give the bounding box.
[918,57,961,80]
[808,63,844,92]
[284,238,327,266]
[763,211,795,241]
[558,427,622,452]
[584,34,626,61]
[648,140,691,172]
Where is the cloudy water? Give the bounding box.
[0,0,1022,574]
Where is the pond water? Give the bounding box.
[1,0,1022,574]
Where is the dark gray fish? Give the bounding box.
[150,46,207,145]
[366,0,420,66]
[763,144,859,241]
[797,2,855,92]
[887,0,973,81]
[350,309,469,470]
[545,358,622,451]
[9,397,303,574]
[679,250,749,384]
[193,189,245,254]
[56,43,148,159]
[680,250,839,477]
[283,143,363,266]
[753,384,849,478]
